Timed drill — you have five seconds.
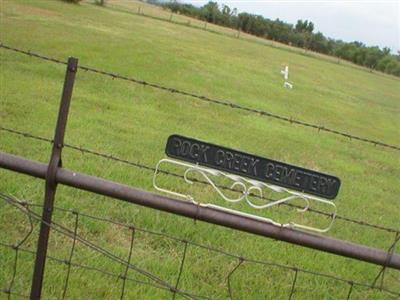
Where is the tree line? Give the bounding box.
[154,0,400,77]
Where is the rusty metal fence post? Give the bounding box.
[30,57,78,300]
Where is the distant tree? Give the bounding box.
[289,31,305,48]
[295,20,304,32]
[379,56,400,75]
[62,0,82,3]
[164,0,180,13]
[238,13,253,33]
[353,47,367,65]
[221,4,237,26]
[148,0,161,4]
[376,55,393,72]
[158,0,399,77]
[295,19,314,33]
[201,1,220,23]
[309,32,327,53]
[335,42,360,62]
[382,47,391,56]
[363,47,383,68]
[308,21,314,33]
[325,38,336,54]
[390,63,400,76]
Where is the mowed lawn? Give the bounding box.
[0,0,399,299]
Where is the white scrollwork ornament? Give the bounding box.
[153,159,336,233]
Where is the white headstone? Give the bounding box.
[281,65,289,80]
[280,65,293,89]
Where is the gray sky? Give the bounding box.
[185,0,400,53]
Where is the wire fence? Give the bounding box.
[1,42,399,298]
[103,1,391,78]
[1,192,399,299]
[1,43,399,152]
[1,125,399,237]
[0,192,207,300]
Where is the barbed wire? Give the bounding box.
[0,192,207,300]
[1,192,399,299]
[1,289,29,299]
[1,125,399,236]
[372,232,400,290]
[0,242,202,298]
[1,43,399,152]
[61,210,79,300]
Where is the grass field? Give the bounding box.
[105,0,395,77]
[0,0,399,299]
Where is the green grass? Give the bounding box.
[0,0,399,299]
[106,0,397,78]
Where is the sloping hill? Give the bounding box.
[0,0,399,299]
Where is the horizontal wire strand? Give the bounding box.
[1,125,399,235]
[1,192,399,298]
[1,43,399,298]
[0,193,202,300]
[0,43,399,152]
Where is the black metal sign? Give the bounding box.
[165,135,341,199]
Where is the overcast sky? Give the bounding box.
[185,0,400,53]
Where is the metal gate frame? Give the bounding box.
[0,57,399,300]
